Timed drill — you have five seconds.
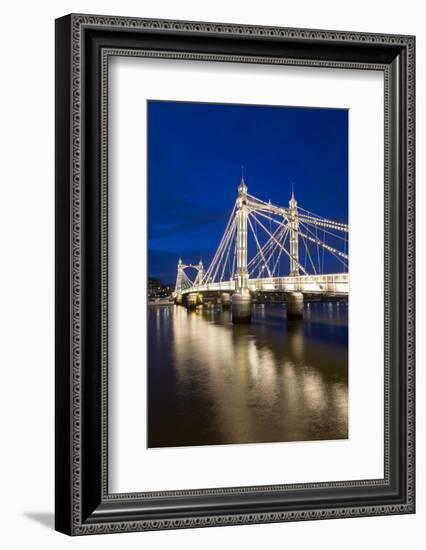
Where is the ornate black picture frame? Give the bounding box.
[55,14,415,535]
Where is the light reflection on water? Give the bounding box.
[148,302,348,448]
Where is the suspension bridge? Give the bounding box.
[173,176,348,323]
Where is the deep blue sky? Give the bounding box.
[148,100,348,284]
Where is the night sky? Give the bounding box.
[148,100,348,284]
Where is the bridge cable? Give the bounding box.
[248,214,272,278]
[298,222,348,269]
[250,212,308,276]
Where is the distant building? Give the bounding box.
[148,277,173,299]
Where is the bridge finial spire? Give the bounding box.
[238,166,248,197]
[289,183,297,209]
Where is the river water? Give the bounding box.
[148,302,348,448]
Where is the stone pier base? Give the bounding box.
[231,292,252,324]
[287,292,304,320]
[175,294,183,305]
[221,292,231,309]
[186,293,197,310]
[196,293,203,306]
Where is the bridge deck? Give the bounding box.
[181,273,348,296]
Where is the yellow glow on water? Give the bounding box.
[148,303,348,447]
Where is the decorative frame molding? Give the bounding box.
[55,14,415,535]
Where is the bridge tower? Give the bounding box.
[194,260,204,285]
[232,175,252,323]
[288,189,300,276]
[195,260,204,306]
[287,190,304,319]
[174,258,184,305]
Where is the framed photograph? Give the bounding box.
[55,14,415,535]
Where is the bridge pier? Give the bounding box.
[286,292,304,320]
[196,293,203,306]
[175,293,183,306]
[232,292,252,324]
[186,293,197,310]
[221,292,231,309]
